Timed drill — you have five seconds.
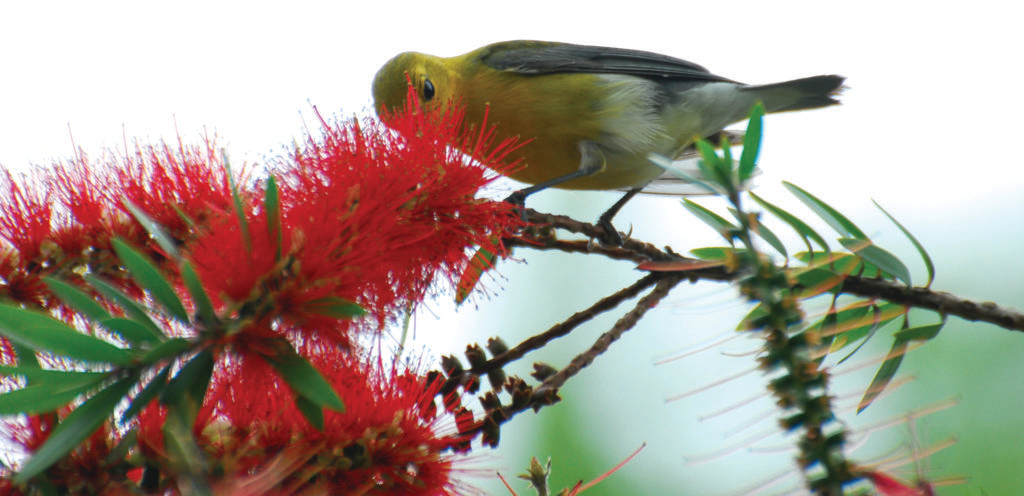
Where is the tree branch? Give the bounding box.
[514,208,1024,333]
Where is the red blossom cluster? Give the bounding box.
[0,86,518,494]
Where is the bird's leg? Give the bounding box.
[596,187,642,246]
[504,139,605,208]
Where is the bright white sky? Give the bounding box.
[2,1,1022,493]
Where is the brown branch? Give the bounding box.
[512,209,1024,333]
[532,274,683,398]
[841,277,1024,332]
[471,272,667,375]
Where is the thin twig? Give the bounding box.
[514,210,1024,333]
[471,272,667,376]
[532,274,683,398]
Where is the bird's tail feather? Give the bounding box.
[745,75,846,113]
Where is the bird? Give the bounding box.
[372,40,844,244]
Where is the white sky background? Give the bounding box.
[2,1,1023,494]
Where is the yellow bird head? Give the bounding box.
[372,52,459,117]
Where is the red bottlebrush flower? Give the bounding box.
[1,414,137,495]
[188,95,521,346]
[0,170,53,266]
[135,345,473,495]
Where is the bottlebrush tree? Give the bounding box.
[0,88,1020,495]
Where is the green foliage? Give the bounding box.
[675,106,948,492]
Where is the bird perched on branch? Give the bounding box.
[373,40,844,244]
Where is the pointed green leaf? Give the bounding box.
[0,366,108,386]
[0,379,105,415]
[738,103,764,182]
[857,338,908,413]
[874,200,935,288]
[796,251,861,276]
[100,318,161,347]
[838,238,913,286]
[893,321,945,341]
[750,192,829,256]
[85,275,166,341]
[790,267,845,299]
[835,311,898,365]
[112,238,190,324]
[261,341,345,413]
[302,297,367,319]
[13,375,136,484]
[694,138,733,193]
[265,175,283,261]
[647,153,720,195]
[12,342,41,370]
[180,261,217,326]
[682,199,737,240]
[141,337,193,364]
[0,304,133,366]
[123,199,181,262]
[738,303,769,331]
[225,158,252,253]
[690,247,745,261]
[160,348,215,409]
[783,182,868,239]
[122,365,172,422]
[294,395,325,431]
[456,247,498,305]
[750,215,787,258]
[42,277,112,323]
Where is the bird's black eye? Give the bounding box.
[422,78,435,101]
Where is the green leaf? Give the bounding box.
[0,379,105,415]
[893,320,945,341]
[456,247,498,305]
[141,337,193,364]
[11,342,41,370]
[857,338,908,413]
[302,297,367,320]
[682,199,737,240]
[647,153,720,195]
[180,261,217,326]
[690,246,748,261]
[0,304,134,366]
[749,215,787,258]
[226,158,252,253]
[14,375,136,484]
[123,365,172,422]
[694,138,732,192]
[750,192,829,256]
[42,277,112,323]
[790,267,845,299]
[874,200,935,288]
[738,303,769,330]
[822,302,905,352]
[835,311,899,365]
[123,199,181,262]
[294,395,325,431]
[100,317,162,347]
[738,103,764,182]
[112,238,190,324]
[795,251,861,276]
[0,366,108,386]
[85,275,166,342]
[160,349,215,410]
[265,175,283,261]
[783,182,868,240]
[261,341,345,414]
[838,238,913,286]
